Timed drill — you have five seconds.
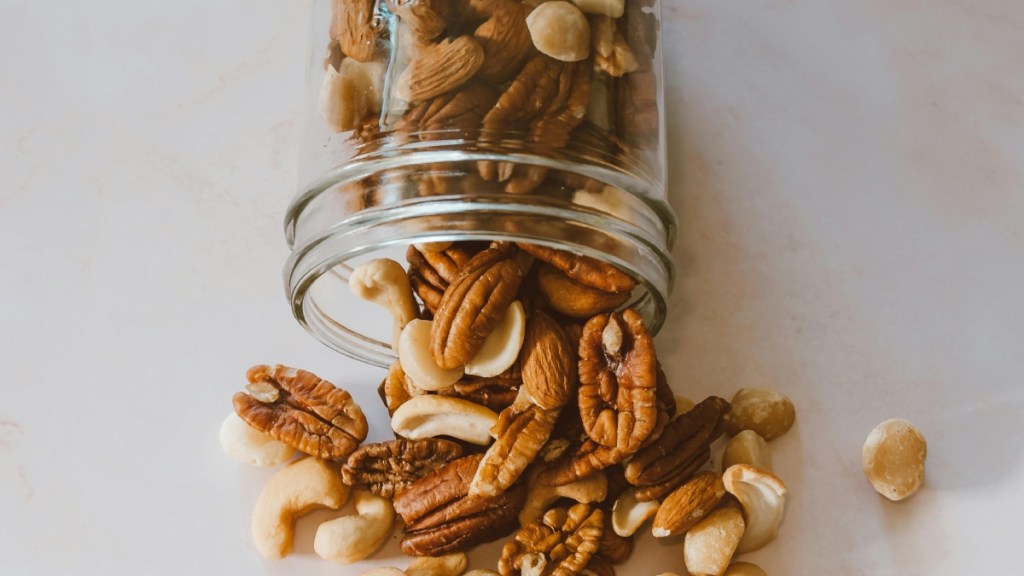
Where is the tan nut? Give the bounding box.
[571,0,623,17]
[526,1,590,62]
[519,467,608,526]
[359,569,406,576]
[399,319,465,391]
[862,418,927,501]
[725,388,796,440]
[464,301,526,378]
[683,507,745,576]
[414,241,453,253]
[406,552,469,576]
[351,259,420,349]
[251,457,349,558]
[320,57,386,132]
[722,430,772,472]
[651,471,727,538]
[464,571,500,576]
[219,412,296,467]
[391,394,499,445]
[723,562,768,576]
[314,489,395,563]
[611,488,660,537]
[722,464,787,554]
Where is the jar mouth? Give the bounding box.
[284,144,675,368]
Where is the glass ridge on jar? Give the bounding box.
[285,0,675,367]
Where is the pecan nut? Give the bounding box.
[331,0,381,62]
[406,243,479,315]
[624,396,730,502]
[397,36,485,102]
[341,438,464,498]
[437,361,521,412]
[518,243,636,294]
[430,242,525,369]
[592,15,638,78]
[577,310,658,453]
[535,263,630,319]
[499,503,604,576]
[233,365,368,461]
[469,400,561,498]
[595,513,633,564]
[378,359,425,416]
[537,439,625,487]
[521,310,577,410]
[395,454,526,556]
[397,81,501,143]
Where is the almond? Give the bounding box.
[396,36,485,102]
[651,471,727,537]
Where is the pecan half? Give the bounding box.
[395,454,526,556]
[577,311,658,453]
[499,503,604,576]
[438,363,522,412]
[624,396,730,502]
[397,36,485,102]
[538,439,625,487]
[398,81,501,142]
[521,310,577,410]
[430,242,525,369]
[591,15,638,78]
[330,0,381,62]
[341,438,464,498]
[536,263,630,319]
[378,359,426,416]
[474,2,534,84]
[406,243,479,315]
[518,243,636,294]
[233,365,368,461]
[470,400,561,498]
[595,513,633,564]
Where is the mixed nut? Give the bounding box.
[222,239,803,575]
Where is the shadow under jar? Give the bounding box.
[285,0,675,367]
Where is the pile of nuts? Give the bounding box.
[319,0,659,197]
[221,240,804,575]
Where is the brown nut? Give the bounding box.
[724,388,796,440]
[331,0,381,62]
[862,418,927,501]
[470,398,561,499]
[536,264,630,318]
[578,310,658,453]
[233,365,368,461]
[397,36,485,102]
[474,1,534,83]
[342,438,464,498]
[651,471,727,538]
[526,1,590,62]
[499,504,604,576]
[521,310,578,410]
[683,507,745,576]
[437,365,522,413]
[517,243,636,294]
[519,466,608,526]
[379,359,426,416]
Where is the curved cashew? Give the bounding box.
[314,489,395,563]
[611,488,660,537]
[464,301,526,377]
[350,259,421,349]
[219,412,295,467]
[399,319,464,391]
[519,467,607,525]
[722,464,788,554]
[406,552,469,576]
[391,394,499,445]
[251,457,349,558]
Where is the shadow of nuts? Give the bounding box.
[314,489,395,563]
[252,457,350,558]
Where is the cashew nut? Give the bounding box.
[862,418,927,501]
[320,57,386,132]
[519,467,608,525]
[350,259,421,349]
[722,464,788,554]
[526,1,590,62]
[722,430,772,472]
[219,412,295,467]
[314,489,395,563]
[683,507,745,576]
[724,562,768,576]
[611,488,660,537]
[391,394,499,445]
[399,319,465,391]
[571,0,624,18]
[406,552,469,576]
[251,457,350,558]
[464,301,526,377]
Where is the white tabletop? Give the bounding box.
[2,1,1022,575]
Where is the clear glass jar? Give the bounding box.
[285,0,675,367]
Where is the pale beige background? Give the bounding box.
[1,1,1022,575]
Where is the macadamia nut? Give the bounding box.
[862,418,927,501]
[526,1,590,62]
[725,388,796,440]
[683,507,745,576]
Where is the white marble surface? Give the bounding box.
[2,1,1023,574]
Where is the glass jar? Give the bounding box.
[285,0,675,367]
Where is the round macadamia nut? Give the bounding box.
[862,418,927,501]
[725,388,796,440]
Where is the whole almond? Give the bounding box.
[651,471,727,537]
[396,36,485,102]
[521,310,577,410]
